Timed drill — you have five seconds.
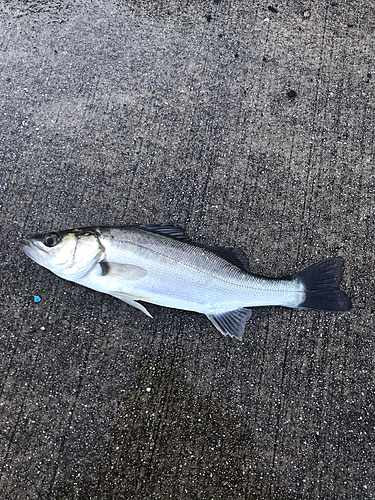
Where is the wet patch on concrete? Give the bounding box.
[52,355,301,500]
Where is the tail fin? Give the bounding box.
[294,257,351,312]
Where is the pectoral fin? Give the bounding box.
[100,262,147,280]
[109,291,153,318]
[206,308,252,341]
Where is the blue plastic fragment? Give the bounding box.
[34,296,41,303]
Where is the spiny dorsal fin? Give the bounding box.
[138,224,190,241]
[206,308,253,341]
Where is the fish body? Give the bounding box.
[22,224,351,340]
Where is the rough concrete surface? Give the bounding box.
[0,0,374,498]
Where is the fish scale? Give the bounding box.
[96,228,303,311]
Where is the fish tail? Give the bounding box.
[294,257,351,312]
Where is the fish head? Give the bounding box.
[22,228,105,280]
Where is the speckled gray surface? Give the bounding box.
[0,1,374,499]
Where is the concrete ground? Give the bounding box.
[0,0,374,498]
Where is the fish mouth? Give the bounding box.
[21,240,47,264]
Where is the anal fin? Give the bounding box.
[206,308,252,341]
[109,291,153,318]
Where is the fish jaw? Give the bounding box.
[22,240,54,268]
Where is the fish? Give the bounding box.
[22,224,351,340]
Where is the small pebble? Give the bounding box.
[34,296,41,303]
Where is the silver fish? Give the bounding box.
[22,224,351,340]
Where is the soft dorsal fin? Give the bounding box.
[206,246,251,272]
[138,224,190,241]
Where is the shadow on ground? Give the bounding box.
[52,355,300,500]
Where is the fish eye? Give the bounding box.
[43,233,60,247]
